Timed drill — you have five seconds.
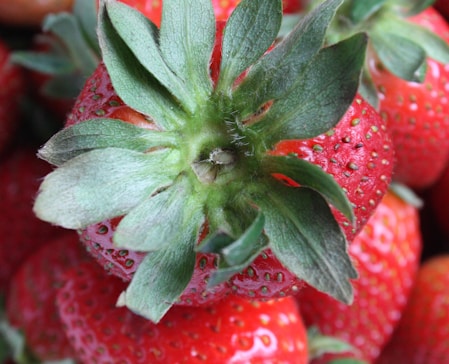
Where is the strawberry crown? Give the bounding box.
[34,0,367,323]
[305,0,449,107]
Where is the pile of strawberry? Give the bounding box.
[1,0,449,363]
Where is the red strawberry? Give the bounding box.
[0,39,24,155]
[297,189,422,363]
[428,163,449,239]
[376,255,449,364]
[367,7,449,189]
[56,260,308,364]
[5,232,90,361]
[33,0,390,322]
[435,0,449,21]
[0,147,66,296]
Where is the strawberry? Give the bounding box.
[0,38,24,155]
[5,232,90,362]
[297,189,422,363]
[366,7,449,189]
[56,260,309,364]
[435,0,449,21]
[0,0,73,27]
[33,0,391,322]
[376,254,449,364]
[428,163,449,240]
[303,1,449,190]
[0,146,66,296]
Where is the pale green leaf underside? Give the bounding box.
[117,208,203,323]
[114,177,199,250]
[33,148,180,229]
[106,0,197,112]
[256,186,357,304]
[160,0,215,102]
[251,33,367,147]
[38,118,179,166]
[262,155,354,223]
[349,0,386,24]
[217,0,283,92]
[234,0,343,116]
[98,2,183,130]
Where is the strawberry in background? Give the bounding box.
[0,147,66,297]
[297,189,422,363]
[4,232,90,362]
[376,255,449,364]
[0,38,24,156]
[56,260,309,364]
[435,0,449,21]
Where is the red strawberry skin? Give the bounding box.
[0,39,24,155]
[368,7,449,190]
[377,255,449,364]
[56,260,309,364]
[6,232,90,361]
[297,190,422,363]
[0,147,66,295]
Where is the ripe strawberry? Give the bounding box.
[428,163,449,239]
[367,7,449,189]
[0,39,24,155]
[57,260,309,364]
[0,0,73,27]
[297,189,422,363]
[435,0,449,21]
[5,232,90,362]
[376,255,449,364]
[33,0,390,322]
[0,147,65,296]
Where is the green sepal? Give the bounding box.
[370,30,426,82]
[255,185,357,304]
[307,326,361,360]
[216,0,283,93]
[73,0,100,55]
[42,11,98,77]
[104,0,204,113]
[116,205,204,323]
[159,0,215,103]
[33,148,181,229]
[233,0,343,118]
[250,32,367,148]
[375,15,449,65]
[113,177,199,251]
[97,1,184,131]
[262,155,354,223]
[349,0,386,24]
[359,67,380,109]
[37,118,179,166]
[10,50,74,75]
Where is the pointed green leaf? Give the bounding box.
[255,185,357,304]
[74,0,101,55]
[216,0,283,93]
[43,12,98,77]
[33,148,181,229]
[359,67,380,109]
[370,31,427,82]
[233,0,343,116]
[251,33,367,147]
[375,15,449,65]
[97,2,184,130]
[349,0,386,24]
[390,0,435,16]
[308,326,361,360]
[42,72,90,99]
[262,155,354,223]
[9,51,73,75]
[159,0,215,102]
[105,1,197,112]
[38,118,179,166]
[114,177,199,250]
[116,208,203,323]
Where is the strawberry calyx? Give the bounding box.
[34,0,367,322]
[10,0,100,100]
[306,0,449,106]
